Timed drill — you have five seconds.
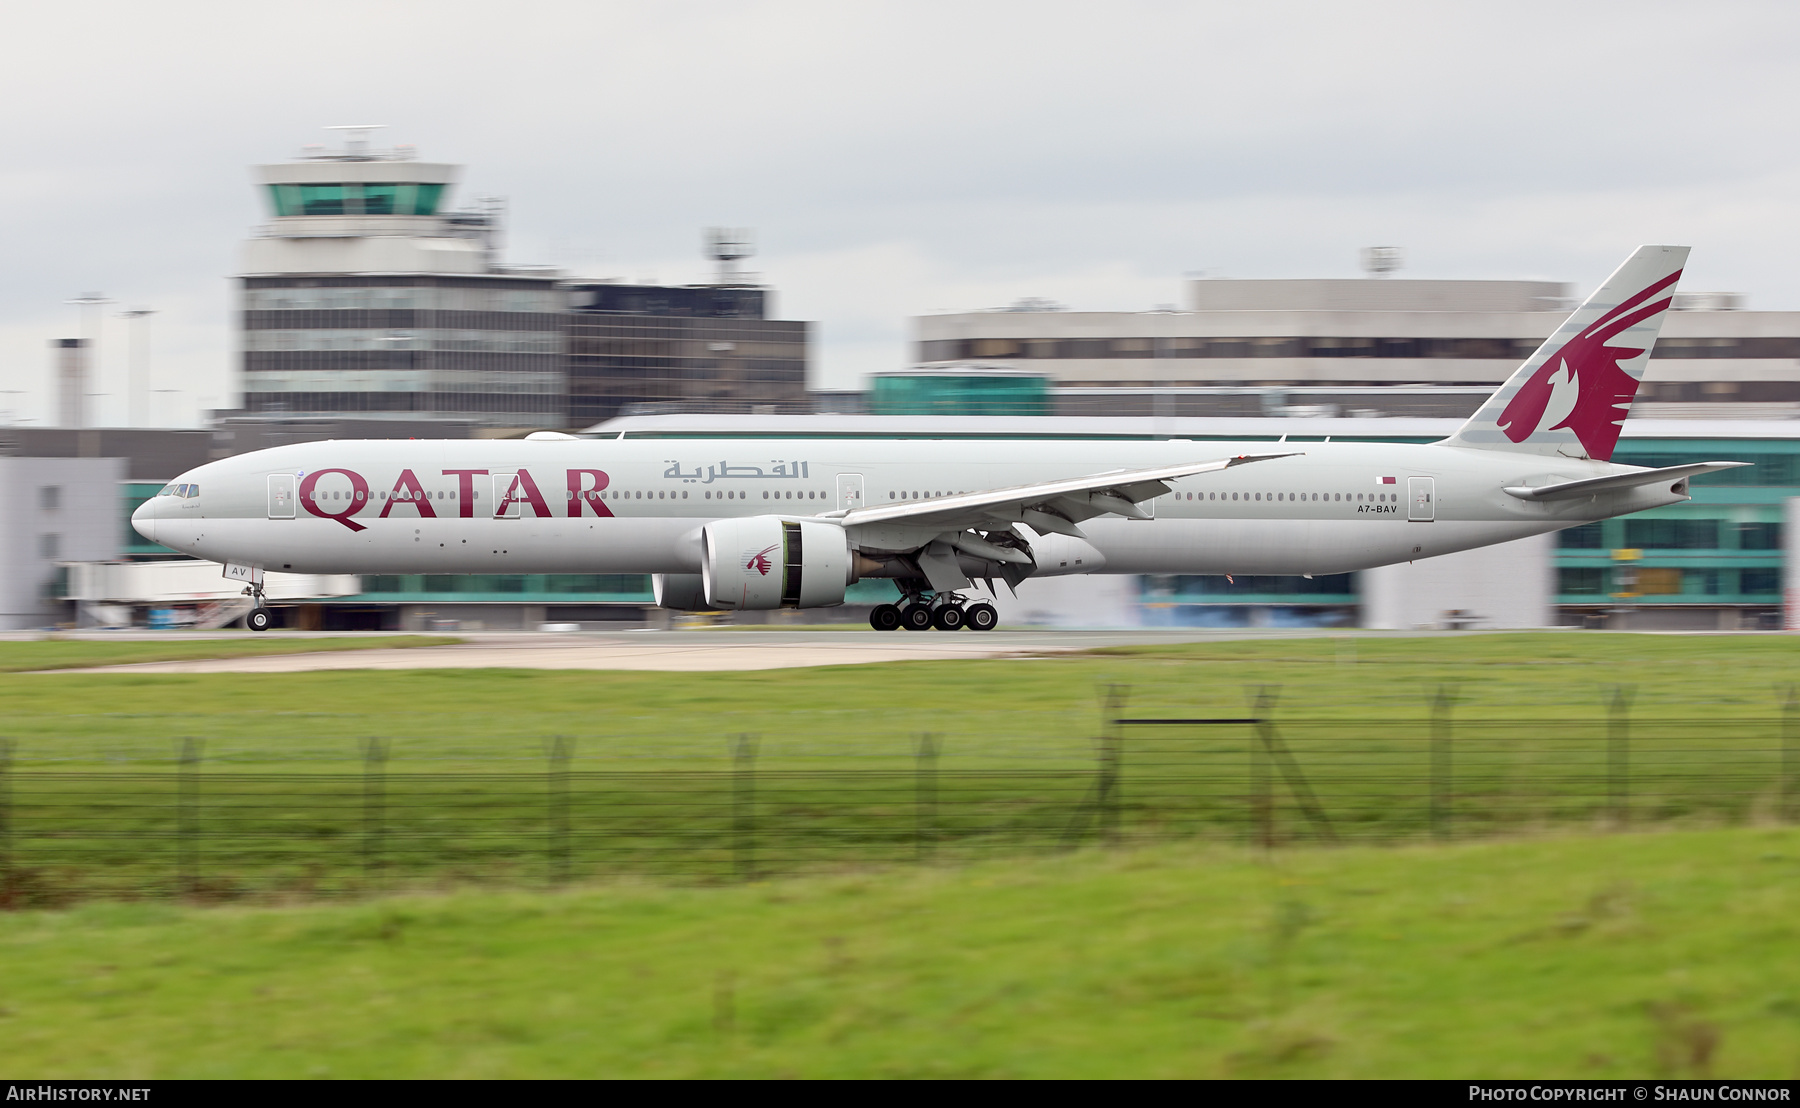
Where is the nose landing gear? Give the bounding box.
[241,583,274,633]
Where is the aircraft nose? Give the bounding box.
[131,497,156,544]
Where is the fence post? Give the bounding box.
[1608,685,1634,827]
[549,736,572,886]
[1099,685,1126,843]
[915,732,939,864]
[361,738,388,891]
[1782,686,1797,823]
[1430,684,1457,840]
[0,739,11,904]
[177,738,201,898]
[732,734,758,882]
[1248,685,1281,849]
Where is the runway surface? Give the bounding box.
[30,627,1378,674]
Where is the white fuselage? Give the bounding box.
[133,436,1687,580]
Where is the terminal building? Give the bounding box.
[26,163,1800,633]
[913,273,1800,421]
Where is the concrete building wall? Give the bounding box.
[1185,278,1568,313]
[242,235,488,276]
[1360,533,1555,630]
[0,458,125,630]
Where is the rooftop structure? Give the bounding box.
[563,231,808,425]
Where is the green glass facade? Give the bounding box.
[122,481,177,557]
[870,373,1048,416]
[1555,438,1791,611]
[266,182,447,218]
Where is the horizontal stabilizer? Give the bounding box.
[1503,462,1748,501]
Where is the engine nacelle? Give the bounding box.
[701,516,851,610]
[653,573,716,611]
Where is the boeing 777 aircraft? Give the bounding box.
[134,245,1743,633]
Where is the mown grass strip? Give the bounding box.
[1,826,1796,1077]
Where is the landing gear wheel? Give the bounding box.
[869,603,902,632]
[964,602,998,631]
[246,607,273,633]
[931,604,966,631]
[899,603,934,632]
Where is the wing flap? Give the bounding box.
[835,452,1300,529]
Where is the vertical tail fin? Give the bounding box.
[1444,245,1688,461]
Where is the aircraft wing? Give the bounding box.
[830,451,1301,537]
[1503,461,1748,501]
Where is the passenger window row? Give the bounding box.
[1173,491,1399,503]
[291,486,850,507]
[596,489,827,501]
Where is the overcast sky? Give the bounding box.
[3,0,1798,426]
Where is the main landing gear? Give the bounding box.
[869,593,998,633]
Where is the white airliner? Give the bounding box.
[135,245,1743,633]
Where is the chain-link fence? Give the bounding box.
[2,686,1796,905]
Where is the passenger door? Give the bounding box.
[1408,476,1435,522]
[267,474,295,519]
[492,471,522,519]
[836,472,865,513]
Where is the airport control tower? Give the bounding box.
[238,127,565,428]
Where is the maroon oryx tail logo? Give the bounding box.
[1496,270,1680,461]
[746,544,779,576]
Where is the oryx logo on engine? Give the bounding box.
[745,544,779,576]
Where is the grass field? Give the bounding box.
[0,635,457,674]
[2,826,1797,1078]
[3,632,1797,771]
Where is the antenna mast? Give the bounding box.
[706,228,755,286]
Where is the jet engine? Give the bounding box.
[653,573,716,612]
[701,516,852,610]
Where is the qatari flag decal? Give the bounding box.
[1377,476,1397,485]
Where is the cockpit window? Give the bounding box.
[159,485,176,496]
[184,485,199,498]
